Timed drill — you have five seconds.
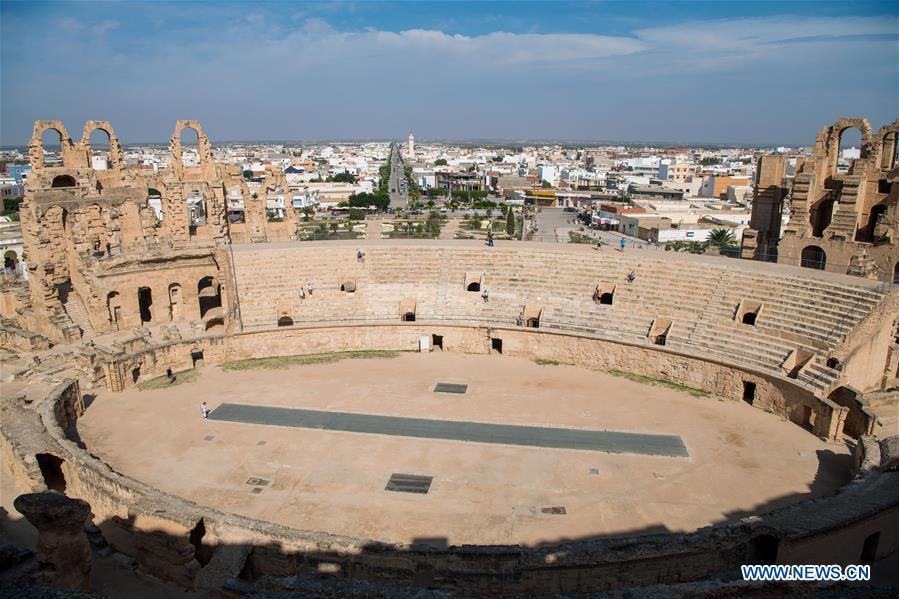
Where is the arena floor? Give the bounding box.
[78,353,852,546]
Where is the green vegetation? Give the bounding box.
[1,198,21,220]
[348,208,365,220]
[541,180,552,188]
[349,191,390,211]
[534,358,561,366]
[327,171,357,184]
[137,368,201,390]
[426,188,447,198]
[700,156,721,166]
[221,350,403,371]
[435,158,448,166]
[568,231,595,244]
[505,209,516,237]
[706,228,737,249]
[450,189,488,201]
[607,370,710,397]
[242,170,253,180]
[296,220,364,240]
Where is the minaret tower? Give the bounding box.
[408,131,415,156]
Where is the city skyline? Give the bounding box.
[1,1,896,146]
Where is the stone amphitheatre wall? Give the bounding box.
[2,347,897,595]
[103,324,846,440]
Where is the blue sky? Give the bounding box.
[1,1,897,145]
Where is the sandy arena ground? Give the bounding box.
[78,353,852,546]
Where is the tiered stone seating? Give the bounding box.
[231,243,886,392]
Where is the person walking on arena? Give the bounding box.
[201,402,209,419]
[481,288,489,303]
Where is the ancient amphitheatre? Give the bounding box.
[1,118,898,595]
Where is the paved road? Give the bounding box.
[209,403,689,457]
[388,143,409,209]
[537,207,659,250]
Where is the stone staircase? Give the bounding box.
[230,244,888,392]
[62,293,95,342]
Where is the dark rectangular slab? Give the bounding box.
[434,383,468,394]
[209,403,688,457]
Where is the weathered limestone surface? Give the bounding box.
[744,118,899,281]
[13,492,92,592]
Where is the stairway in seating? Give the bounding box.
[63,293,95,342]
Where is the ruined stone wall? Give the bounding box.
[766,118,899,280]
[102,323,847,440]
[18,119,234,340]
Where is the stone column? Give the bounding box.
[13,491,93,592]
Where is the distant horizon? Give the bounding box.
[2,1,895,147]
[1,135,818,152]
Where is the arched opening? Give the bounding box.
[36,453,67,493]
[809,197,835,237]
[800,246,826,270]
[168,284,182,321]
[204,317,224,332]
[88,128,111,170]
[277,316,294,327]
[894,262,899,284]
[51,174,76,188]
[742,312,756,325]
[180,127,200,167]
[137,287,153,323]
[837,127,862,174]
[747,534,779,565]
[861,532,880,565]
[828,387,867,439]
[40,128,64,166]
[599,292,613,305]
[402,312,416,322]
[3,250,18,271]
[198,276,222,319]
[107,291,121,328]
[466,282,480,292]
[864,204,889,242]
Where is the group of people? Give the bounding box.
[356,249,366,263]
[297,282,314,299]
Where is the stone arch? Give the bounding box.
[170,120,213,168]
[51,174,77,188]
[823,118,873,175]
[79,120,123,170]
[3,249,19,271]
[880,131,899,170]
[800,245,826,270]
[29,120,74,168]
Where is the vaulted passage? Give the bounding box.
[137,287,153,323]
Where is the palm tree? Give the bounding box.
[686,240,709,254]
[707,228,737,249]
[665,240,687,252]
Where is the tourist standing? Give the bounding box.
[200,402,209,419]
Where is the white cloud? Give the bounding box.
[92,20,120,36]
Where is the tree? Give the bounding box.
[665,240,687,252]
[467,165,477,172]
[700,157,720,166]
[707,228,737,249]
[242,170,253,180]
[541,180,552,189]
[492,155,504,162]
[327,171,357,184]
[348,208,365,220]
[686,240,709,254]
[435,158,448,166]
[506,208,516,236]
[301,207,313,221]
